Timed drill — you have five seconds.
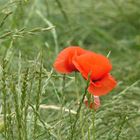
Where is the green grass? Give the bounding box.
[0,0,140,140]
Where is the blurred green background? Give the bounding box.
[0,0,140,140]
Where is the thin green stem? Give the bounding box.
[75,72,79,101]
[70,77,90,139]
[62,74,66,95]
[33,55,43,140]
[2,60,7,139]
[29,103,52,137]
[7,102,14,140]
[11,82,22,140]
[60,74,66,107]
[116,115,127,140]
[21,68,29,140]
[55,0,69,22]
[92,110,95,140]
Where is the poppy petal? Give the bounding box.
[94,96,101,110]
[84,96,101,110]
[53,46,87,74]
[73,52,112,80]
[88,74,117,96]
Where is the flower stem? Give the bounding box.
[92,109,95,140]
[70,76,90,139]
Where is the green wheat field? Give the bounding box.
[0,0,140,140]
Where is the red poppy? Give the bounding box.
[73,52,116,96]
[88,74,117,96]
[54,46,117,96]
[73,52,112,80]
[53,46,88,74]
